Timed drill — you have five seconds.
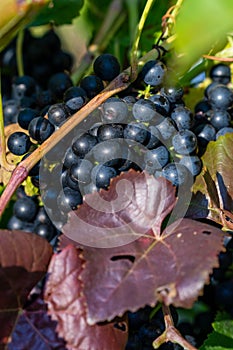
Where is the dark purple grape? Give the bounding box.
[210,63,231,85]
[91,164,118,189]
[3,99,20,124]
[93,53,120,81]
[28,116,55,143]
[13,197,38,222]
[216,127,233,138]
[149,93,171,116]
[207,84,233,110]
[144,145,169,173]
[172,130,197,155]
[7,131,32,155]
[69,159,93,184]
[101,97,129,123]
[162,162,190,186]
[171,106,194,130]
[63,86,87,102]
[17,108,39,130]
[57,187,83,213]
[207,109,231,130]
[48,102,70,126]
[63,147,81,168]
[97,123,124,142]
[161,85,184,103]
[92,139,126,167]
[132,98,158,122]
[179,155,202,176]
[124,122,149,145]
[80,75,104,98]
[12,75,37,99]
[72,132,98,158]
[34,222,56,241]
[141,60,166,87]
[48,72,73,101]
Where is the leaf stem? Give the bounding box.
[16,29,24,77]
[130,0,156,81]
[152,304,198,350]
[0,48,162,217]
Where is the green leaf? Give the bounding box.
[0,0,50,52]
[31,0,84,26]
[173,0,233,78]
[200,313,233,350]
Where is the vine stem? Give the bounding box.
[130,0,155,81]
[16,29,24,76]
[152,304,198,350]
[0,48,161,217]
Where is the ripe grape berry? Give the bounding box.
[93,53,121,81]
[7,131,32,155]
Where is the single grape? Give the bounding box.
[179,155,202,176]
[72,132,98,158]
[132,98,158,122]
[7,131,32,155]
[172,130,197,155]
[207,109,231,130]
[144,145,169,172]
[97,123,124,142]
[124,122,149,145]
[28,116,55,143]
[149,93,171,116]
[160,85,184,103]
[91,164,118,189]
[141,60,166,87]
[34,223,56,241]
[57,187,83,213]
[171,106,194,130]
[48,102,70,127]
[80,75,104,98]
[216,127,233,138]
[209,63,231,85]
[101,97,129,123]
[207,84,233,110]
[17,108,39,130]
[48,72,73,101]
[93,53,120,81]
[13,197,38,222]
[69,159,93,184]
[162,162,190,186]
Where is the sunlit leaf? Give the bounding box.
[173,0,233,77]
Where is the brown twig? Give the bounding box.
[152,304,198,350]
[203,54,233,62]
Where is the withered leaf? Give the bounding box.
[8,295,67,350]
[63,171,177,248]
[44,245,128,350]
[0,229,53,346]
[81,219,224,325]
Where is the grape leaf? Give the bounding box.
[0,229,53,346]
[172,0,233,77]
[31,0,84,26]
[8,295,67,350]
[80,218,224,325]
[44,245,128,350]
[191,134,233,225]
[200,312,233,350]
[63,171,177,248]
